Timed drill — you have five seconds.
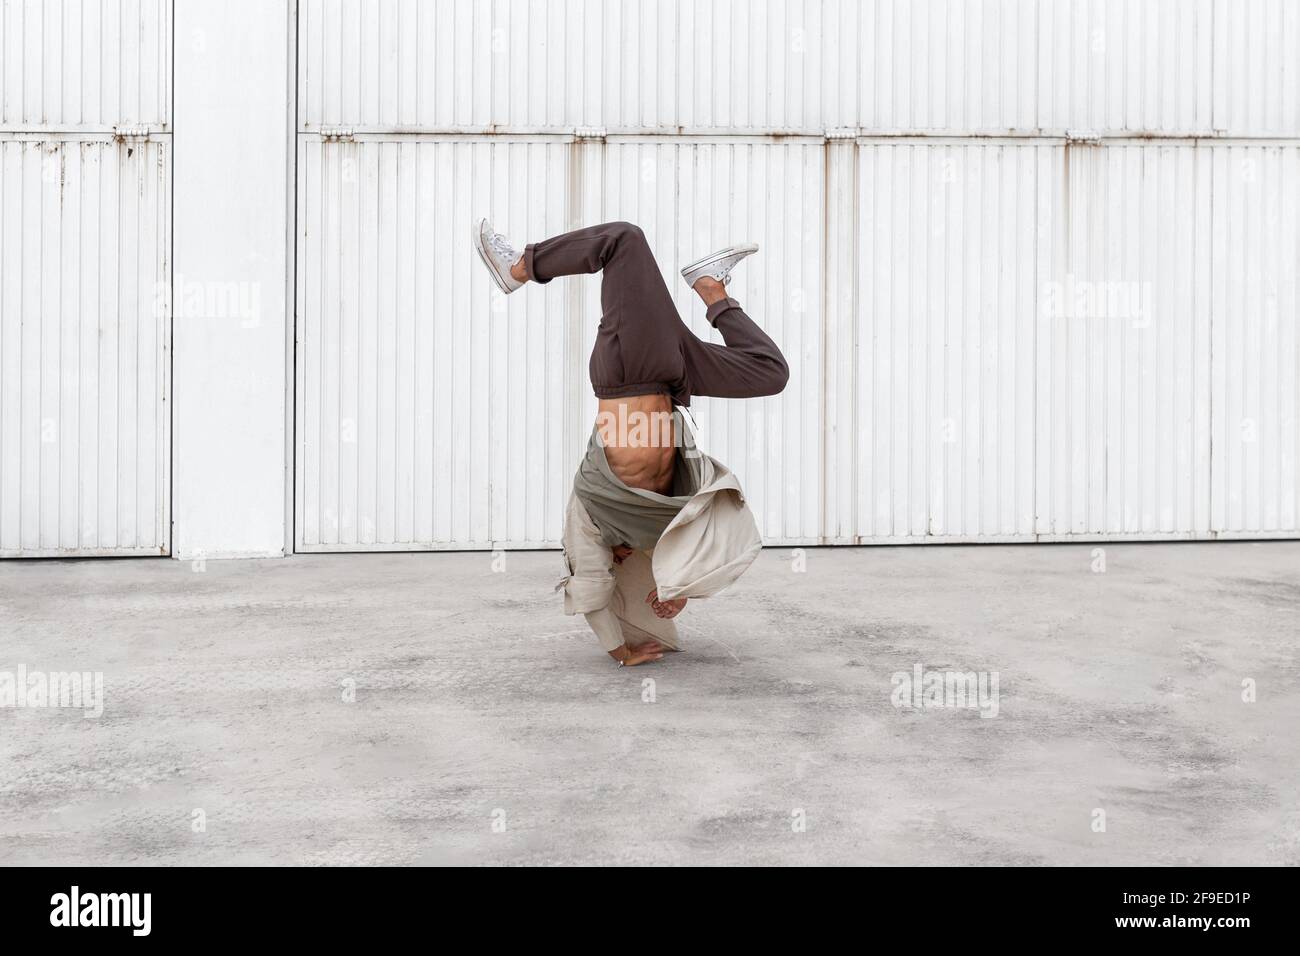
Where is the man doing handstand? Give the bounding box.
[474,219,788,666]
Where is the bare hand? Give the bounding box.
[612,545,634,565]
[645,589,687,620]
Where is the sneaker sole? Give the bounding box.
[473,218,513,295]
[679,243,760,280]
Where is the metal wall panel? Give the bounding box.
[856,0,1039,134]
[1036,144,1213,537]
[1210,145,1300,534]
[298,0,1041,135]
[849,143,1040,541]
[1213,0,1300,138]
[0,0,172,129]
[296,137,572,551]
[676,0,828,133]
[298,0,683,133]
[298,0,831,134]
[298,0,1293,137]
[1038,0,1214,135]
[0,137,171,556]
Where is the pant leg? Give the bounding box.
[524,220,679,325]
[525,222,789,403]
[525,221,692,401]
[681,296,790,400]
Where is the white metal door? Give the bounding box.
[0,0,172,557]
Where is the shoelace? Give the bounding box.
[488,232,517,261]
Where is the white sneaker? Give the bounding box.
[680,242,759,288]
[473,218,524,294]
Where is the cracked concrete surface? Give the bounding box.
[1,542,1297,866]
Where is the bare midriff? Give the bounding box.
[596,393,676,495]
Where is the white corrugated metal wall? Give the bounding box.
[294,0,1299,551]
[0,0,172,556]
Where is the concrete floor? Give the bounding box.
[1,542,1297,866]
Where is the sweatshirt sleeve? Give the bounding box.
[559,492,622,652]
[583,607,626,653]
